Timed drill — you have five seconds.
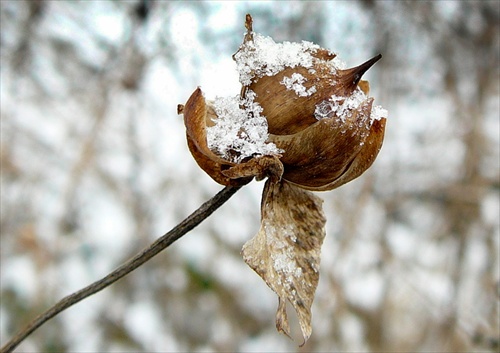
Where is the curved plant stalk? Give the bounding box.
[1,185,242,353]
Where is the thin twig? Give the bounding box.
[1,185,242,353]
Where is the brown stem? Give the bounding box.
[1,185,242,353]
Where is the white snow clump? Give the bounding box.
[207,90,282,163]
[280,73,317,97]
[314,88,387,124]
[234,33,322,86]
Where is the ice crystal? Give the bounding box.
[371,105,388,121]
[314,88,387,124]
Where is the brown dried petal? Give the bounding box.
[358,80,370,95]
[182,87,229,165]
[307,117,386,191]
[269,99,378,190]
[186,135,251,187]
[181,88,251,186]
[241,180,326,343]
[181,87,278,186]
[250,55,382,135]
[249,65,335,135]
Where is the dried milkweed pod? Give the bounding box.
[178,13,387,345]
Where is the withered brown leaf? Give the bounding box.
[241,179,326,343]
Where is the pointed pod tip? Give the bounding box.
[338,54,383,94]
[364,53,382,71]
[351,53,382,84]
[360,54,383,68]
[245,14,253,32]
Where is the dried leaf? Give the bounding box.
[241,179,326,344]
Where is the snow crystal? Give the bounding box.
[264,217,302,280]
[273,251,301,279]
[313,89,366,122]
[371,105,388,121]
[314,88,388,124]
[206,90,282,163]
[330,56,347,70]
[263,219,303,282]
[234,33,323,86]
[280,73,317,97]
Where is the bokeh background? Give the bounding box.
[1,1,499,352]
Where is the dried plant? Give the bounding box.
[4,3,496,351]
[178,14,387,344]
[1,13,387,351]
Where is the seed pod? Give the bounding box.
[178,14,388,344]
[180,17,387,190]
[231,20,386,189]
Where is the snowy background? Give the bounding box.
[1,1,499,352]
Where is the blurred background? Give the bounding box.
[1,1,499,352]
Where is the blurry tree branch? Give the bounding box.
[0,185,242,353]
